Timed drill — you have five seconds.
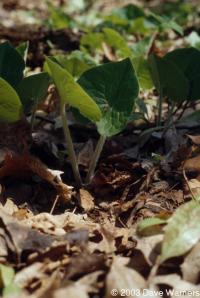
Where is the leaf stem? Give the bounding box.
[30,101,37,132]
[85,135,106,184]
[162,101,175,136]
[60,103,82,187]
[157,89,163,127]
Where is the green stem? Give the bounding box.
[60,103,82,187]
[30,101,38,133]
[162,101,175,136]
[157,89,163,127]
[167,101,175,125]
[85,135,106,184]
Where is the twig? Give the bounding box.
[85,135,106,184]
[182,168,196,201]
[50,195,59,214]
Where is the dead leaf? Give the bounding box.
[79,189,95,212]
[185,178,200,198]
[23,212,71,235]
[186,134,200,146]
[77,140,94,167]
[0,152,73,202]
[136,235,163,265]
[181,241,200,283]
[184,155,200,176]
[0,198,18,215]
[106,256,146,298]
[0,208,88,263]
[53,271,102,298]
[151,274,200,298]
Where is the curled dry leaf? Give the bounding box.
[0,152,73,202]
[0,198,19,215]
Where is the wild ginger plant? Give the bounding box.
[0,42,50,126]
[148,47,200,128]
[46,57,139,186]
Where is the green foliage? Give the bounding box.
[0,78,22,123]
[137,217,168,236]
[148,53,189,102]
[78,58,139,137]
[130,36,153,57]
[112,4,145,21]
[0,42,25,88]
[54,50,96,78]
[148,12,183,35]
[157,1,194,26]
[16,41,29,63]
[132,56,153,90]
[0,264,21,297]
[46,3,74,29]
[81,28,131,58]
[165,47,200,101]
[17,72,50,113]
[0,265,14,288]
[129,17,157,35]
[81,32,104,52]
[161,200,200,262]
[103,4,182,35]
[101,4,145,32]
[179,110,200,123]
[46,57,102,122]
[103,28,132,58]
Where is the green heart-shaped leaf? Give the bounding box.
[17,72,50,113]
[103,28,132,58]
[78,58,139,137]
[132,56,153,90]
[0,42,25,87]
[165,47,200,101]
[46,57,102,122]
[149,54,189,102]
[0,78,22,123]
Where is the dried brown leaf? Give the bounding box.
[79,189,95,212]
[0,152,73,202]
[53,271,102,298]
[181,241,200,284]
[106,256,146,298]
[151,274,200,298]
